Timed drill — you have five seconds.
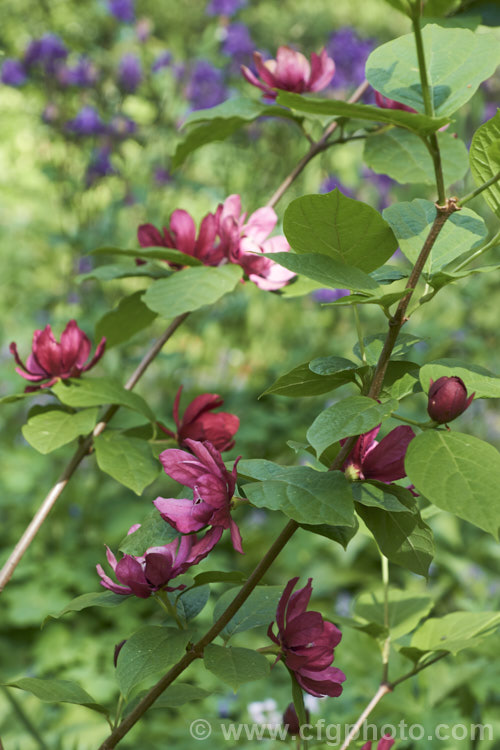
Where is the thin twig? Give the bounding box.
[339,684,393,750]
[457,169,500,207]
[0,313,189,593]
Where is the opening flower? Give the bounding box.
[154,439,243,553]
[159,386,240,451]
[242,46,335,100]
[342,425,415,483]
[268,577,346,697]
[361,737,395,750]
[10,320,106,391]
[427,376,474,424]
[97,525,221,598]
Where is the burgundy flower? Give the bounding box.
[361,737,395,750]
[10,320,106,391]
[154,439,243,553]
[159,386,239,451]
[219,194,296,290]
[137,206,232,267]
[427,376,474,424]
[342,425,415,482]
[97,524,221,598]
[242,46,335,100]
[374,90,416,113]
[268,577,346,698]
[283,703,310,735]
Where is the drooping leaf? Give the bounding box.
[213,586,283,639]
[383,200,487,274]
[94,431,160,495]
[364,129,469,187]
[276,92,449,134]
[78,261,171,282]
[204,644,270,691]
[52,377,156,423]
[405,430,500,538]
[22,406,98,454]
[92,244,202,266]
[261,358,358,398]
[143,264,242,319]
[299,520,359,549]
[469,110,500,217]
[47,590,129,622]
[116,626,191,697]
[125,684,212,716]
[283,191,398,273]
[263,252,380,293]
[353,588,433,640]
[419,358,500,398]
[352,481,416,513]
[411,611,500,654]
[173,585,211,622]
[366,25,500,116]
[4,679,108,715]
[307,396,397,457]
[95,291,157,349]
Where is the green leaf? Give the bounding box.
[353,333,423,365]
[95,291,157,349]
[405,431,500,538]
[0,390,44,406]
[364,130,469,187]
[242,466,355,527]
[174,98,300,167]
[53,377,156,423]
[116,626,191,697]
[119,511,178,554]
[204,644,270,691]
[299,520,359,549]
[92,244,202,267]
[261,359,358,398]
[214,586,283,639]
[125,684,211,715]
[419,358,500,398]
[143,264,242,319]
[429,263,500,291]
[411,611,500,654]
[283,191,398,273]
[469,110,500,217]
[307,396,397,457]
[48,591,128,622]
[383,200,487,274]
[356,503,434,577]
[78,261,171,282]
[173,585,210,622]
[323,289,408,309]
[193,571,247,586]
[5,678,108,715]
[352,481,416,513]
[366,25,500,116]
[276,92,448,134]
[354,588,433,640]
[21,406,98,454]
[265,253,380,293]
[309,356,359,375]
[94,431,160,495]
[379,360,421,400]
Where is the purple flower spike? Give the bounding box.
[66,106,104,136]
[186,61,228,111]
[108,0,135,23]
[10,319,106,391]
[268,577,346,698]
[152,51,172,73]
[206,0,247,16]
[85,148,117,187]
[154,439,243,554]
[326,29,374,90]
[118,53,142,92]
[24,34,67,73]
[1,59,27,86]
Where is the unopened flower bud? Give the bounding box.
[427,376,474,424]
[283,703,310,736]
[113,639,127,667]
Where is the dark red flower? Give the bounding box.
[268,577,345,698]
[343,425,415,482]
[159,386,239,451]
[242,46,335,100]
[10,319,105,391]
[361,737,395,750]
[427,376,474,424]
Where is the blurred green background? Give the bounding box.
[1,0,500,747]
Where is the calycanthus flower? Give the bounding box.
[97,525,221,598]
[159,385,240,451]
[342,425,415,482]
[268,577,346,698]
[154,439,243,553]
[10,319,106,390]
[241,46,335,99]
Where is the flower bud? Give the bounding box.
[427,376,474,424]
[283,703,310,736]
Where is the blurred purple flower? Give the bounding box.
[320,176,355,198]
[85,148,117,187]
[118,53,142,92]
[312,288,350,303]
[152,50,172,72]
[221,23,254,61]
[154,166,172,185]
[362,168,394,210]
[136,18,152,42]
[1,59,27,86]
[108,114,137,139]
[24,34,68,73]
[187,60,227,110]
[66,106,104,136]
[483,102,498,123]
[108,0,135,23]
[57,57,98,87]
[326,28,374,91]
[206,0,247,16]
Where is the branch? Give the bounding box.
[0,313,189,593]
[457,169,500,207]
[266,79,370,209]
